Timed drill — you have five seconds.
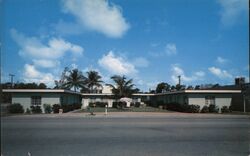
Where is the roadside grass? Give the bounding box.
[76,106,173,113]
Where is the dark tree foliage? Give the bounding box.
[107,75,136,99]
[156,82,170,93]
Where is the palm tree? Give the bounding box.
[107,75,135,99]
[63,69,86,92]
[85,70,103,93]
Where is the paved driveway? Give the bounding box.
[1,113,250,156]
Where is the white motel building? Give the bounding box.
[3,85,244,113]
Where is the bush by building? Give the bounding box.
[52,104,61,113]
[7,103,24,114]
[221,106,230,113]
[25,108,31,114]
[186,104,200,113]
[30,105,42,114]
[43,104,52,114]
[201,106,209,113]
[134,102,141,107]
[208,104,219,113]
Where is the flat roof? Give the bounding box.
[156,89,241,95]
[2,89,82,95]
[2,89,241,96]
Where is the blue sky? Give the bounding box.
[1,0,249,91]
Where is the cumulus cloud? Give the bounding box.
[98,51,137,75]
[11,29,84,86]
[216,56,228,64]
[171,64,205,84]
[165,43,177,55]
[218,0,248,26]
[62,0,130,38]
[10,28,83,68]
[23,64,55,85]
[11,29,83,60]
[208,67,232,79]
[33,59,60,68]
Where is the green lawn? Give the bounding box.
[77,106,172,113]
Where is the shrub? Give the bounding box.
[43,104,52,114]
[187,105,200,113]
[134,102,141,108]
[112,102,119,108]
[201,106,209,113]
[209,104,219,113]
[30,105,42,114]
[96,102,108,107]
[7,103,24,114]
[52,104,61,113]
[166,103,200,113]
[89,102,96,107]
[25,108,31,114]
[221,106,230,113]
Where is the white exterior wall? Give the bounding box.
[12,96,31,112]
[82,98,89,109]
[215,95,232,113]
[188,94,206,110]
[42,97,60,105]
[188,94,232,113]
[82,98,114,108]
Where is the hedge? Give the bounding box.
[30,105,42,114]
[7,103,24,114]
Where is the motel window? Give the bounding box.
[31,96,41,106]
[205,96,215,105]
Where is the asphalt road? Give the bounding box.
[1,114,250,156]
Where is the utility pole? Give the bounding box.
[178,75,181,85]
[9,74,15,88]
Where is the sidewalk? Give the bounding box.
[3,111,249,119]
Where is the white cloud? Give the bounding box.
[98,51,137,75]
[216,56,228,64]
[133,57,149,67]
[165,43,177,55]
[62,0,130,38]
[23,64,55,86]
[171,65,205,84]
[218,0,248,26]
[11,29,84,86]
[208,67,232,79]
[195,71,205,77]
[33,59,60,68]
[11,29,83,60]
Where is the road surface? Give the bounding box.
[1,113,250,156]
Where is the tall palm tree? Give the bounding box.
[63,69,86,92]
[107,75,135,98]
[85,70,103,93]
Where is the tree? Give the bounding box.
[195,85,201,90]
[176,84,186,91]
[38,83,47,89]
[107,75,135,99]
[85,70,103,93]
[156,82,170,93]
[54,67,70,89]
[63,69,86,92]
[186,85,194,90]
